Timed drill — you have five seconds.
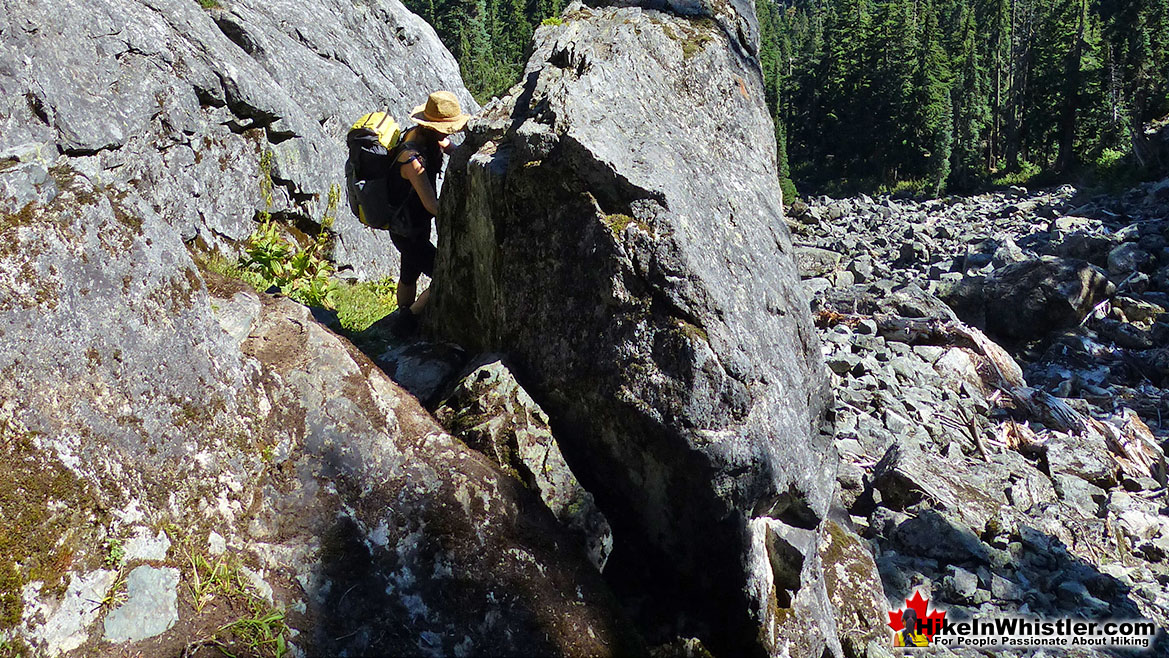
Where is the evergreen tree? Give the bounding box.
[950,1,990,189]
[863,0,917,183]
[913,1,953,194]
[410,0,1169,195]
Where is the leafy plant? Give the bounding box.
[990,161,1042,189]
[104,538,125,568]
[238,193,340,309]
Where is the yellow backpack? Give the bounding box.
[344,111,404,228]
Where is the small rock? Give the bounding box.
[804,277,833,295]
[991,238,1027,268]
[912,345,946,363]
[991,573,1023,601]
[208,532,226,556]
[794,245,844,278]
[848,256,875,283]
[891,510,990,564]
[898,241,929,265]
[1117,509,1161,541]
[832,269,856,287]
[1051,474,1107,514]
[827,353,863,376]
[103,566,180,643]
[944,566,979,602]
[933,348,985,394]
[1049,215,1094,232]
[1045,432,1117,488]
[1108,242,1154,275]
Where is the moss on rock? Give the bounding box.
[0,421,103,629]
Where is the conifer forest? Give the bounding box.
[408,0,1169,197]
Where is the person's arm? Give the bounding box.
[399,150,439,216]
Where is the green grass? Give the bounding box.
[881,179,927,197]
[201,253,398,331]
[540,17,563,26]
[200,252,273,294]
[198,0,220,8]
[188,552,241,614]
[332,278,398,331]
[218,604,289,658]
[166,526,289,658]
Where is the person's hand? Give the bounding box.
[438,135,455,154]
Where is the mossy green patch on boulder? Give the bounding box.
[0,421,103,629]
[820,520,891,658]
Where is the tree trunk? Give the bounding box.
[1055,0,1086,172]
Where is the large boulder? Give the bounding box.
[0,165,639,656]
[940,257,1115,341]
[430,4,851,655]
[0,0,476,280]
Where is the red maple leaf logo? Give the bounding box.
[888,590,947,641]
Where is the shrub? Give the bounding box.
[990,160,1041,189]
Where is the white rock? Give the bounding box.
[102,566,180,643]
[208,531,227,555]
[239,566,274,604]
[32,570,118,656]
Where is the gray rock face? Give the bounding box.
[0,0,476,280]
[430,4,842,654]
[1,101,634,658]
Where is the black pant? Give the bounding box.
[389,232,436,286]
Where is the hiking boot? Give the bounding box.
[390,308,419,338]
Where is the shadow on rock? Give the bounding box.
[310,307,467,408]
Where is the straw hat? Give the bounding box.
[410,91,470,134]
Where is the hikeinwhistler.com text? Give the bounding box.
[922,617,1158,649]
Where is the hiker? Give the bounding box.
[386,90,469,332]
[345,91,470,335]
[893,607,928,647]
